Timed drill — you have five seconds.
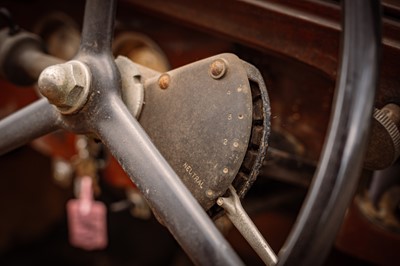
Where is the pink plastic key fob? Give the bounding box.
[67,176,107,250]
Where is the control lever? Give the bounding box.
[217,186,277,266]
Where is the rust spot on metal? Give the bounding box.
[210,59,226,79]
[158,74,170,89]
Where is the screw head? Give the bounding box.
[38,60,91,114]
[217,198,224,206]
[158,73,170,90]
[210,59,227,79]
[206,189,215,198]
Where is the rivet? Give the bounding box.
[206,189,214,198]
[217,198,224,206]
[158,73,170,89]
[210,59,227,79]
[223,167,229,174]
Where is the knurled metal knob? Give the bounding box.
[364,103,400,170]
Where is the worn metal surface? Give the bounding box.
[139,53,253,210]
[217,186,277,266]
[96,96,244,266]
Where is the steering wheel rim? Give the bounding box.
[0,0,381,265]
[278,1,381,264]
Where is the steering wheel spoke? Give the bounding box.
[0,98,60,155]
[94,96,244,266]
[80,0,116,54]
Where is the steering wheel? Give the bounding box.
[0,0,381,265]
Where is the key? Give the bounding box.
[67,176,107,250]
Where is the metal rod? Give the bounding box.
[0,30,64,85]
[17,49,64,82]
[0,98,60,155]
[80,0,116,54]
[277,1,381,265]
[95,96,244,266]
[217,186,277,266]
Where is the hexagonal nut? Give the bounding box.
[38,60,91,114]
[60,63,86,110]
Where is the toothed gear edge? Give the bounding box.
[235,61,271,199]
[207,60,271,218]
[373,108,400,163]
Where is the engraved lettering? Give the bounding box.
[183,162,205,189]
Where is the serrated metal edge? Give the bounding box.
[373,108,400,164]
